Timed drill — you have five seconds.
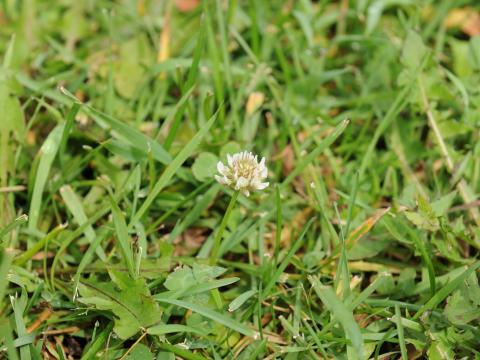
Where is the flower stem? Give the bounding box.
[209,191,239,265]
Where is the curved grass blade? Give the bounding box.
[60,185,106,261]
[147,324,203,336]
[154,277,239,300]
[413,260,480,320]
[228,289,257,312]
[28,124,64,233]
[110,196,135,278]
[262,217,314,297]
[308,275,364,359]
[281,119,349,187]
[0,214,28,242]
[154,297,256,338]
[129,107,219,227]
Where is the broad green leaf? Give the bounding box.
[192,152,219,181]
[431,191,457,217]
[404,211,439,232]
[219,141,241,160]
[78,277,162,339]
[444,290,480,325]
[125,344,154,360]
[427,333,455,360]
[164,264,226,292]
[414,261,480,319]
[401,30,428,70]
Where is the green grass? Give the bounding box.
[1,0,480,359]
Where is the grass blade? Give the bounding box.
[60,185,106,260]
[413,261,480,319]
[154,277,239,300]
[130,108,219,227]
[281,119,349,187]
[0,214,28,242]
[110,196,135,278]
[395,304,408,360]
[262,217,314,297]
[28,124,64,233]
[309,276,364,359]
[147,324,203,335]
[228,289,257,312]
[155,297,256,338]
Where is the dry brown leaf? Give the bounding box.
[277,207,312,248]
[463,13,480,36]
[283,145,295,176]
[245,92,265,116]
[27,306,53,333]
[346,207,390,247]
[444,7,480,36]
[174,0,200,12]
[348,260,402,274]
[174,227,207,256]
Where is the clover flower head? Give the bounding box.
[215,151,269,196]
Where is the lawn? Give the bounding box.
[1,0,480,359]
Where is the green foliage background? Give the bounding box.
[1,0,480,359]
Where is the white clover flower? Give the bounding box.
[215,151,269,197]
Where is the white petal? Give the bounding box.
[242,189,250,197]
[257,182,269,190]
[235,176,249,190]
[217,161,226,174]
[227,154,233,167]
[215,175,226,184]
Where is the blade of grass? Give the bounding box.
[80,322,114,360]
[0,214,28,242]
[162,15,205,149]
[72,229,111,300]
[395,304,408,360]
[59,87,172,165]
[154,277,240,300]
[129,107,219,227]
[28,124,64,233]
[147,324,203,335]
[413,260,480,320]
[0,250,12,302]
[309,275,364,359]
[262,217,314,298]
[228,289,257,312]
[0,317,19,360]
[157,343,209,360]
[14,224,66,266]
[281,119,349,188]
[110,196,135,279]
[59,102,81,167]
[154,297,256,338]
[11,292,31,360]
[60,185,106,261]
